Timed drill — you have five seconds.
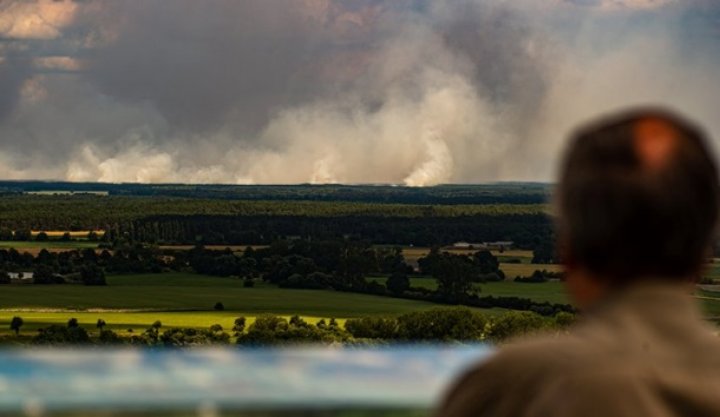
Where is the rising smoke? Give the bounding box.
[0,0,719,185]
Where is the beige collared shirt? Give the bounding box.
[435,283,720,417]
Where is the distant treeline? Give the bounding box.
[0,195,552,247]
[128,214,552,247]
[0,182,551,204]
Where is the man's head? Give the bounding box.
[557,109,719,306]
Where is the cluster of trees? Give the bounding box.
[187,241,411,295]
[0,248,106,285]
[238,316,350,345]
[418,248,504,301]
[0,243,173,285]
[33,318,93,345]
[7,309,575,346]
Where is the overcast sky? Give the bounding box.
[1,0,719,185]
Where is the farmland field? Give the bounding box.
[0,240,99,251]
[0,273,440,316]
[0,272,486,339]
[0,311,339,339]
[2,273,720,339]
[499,263,563,280]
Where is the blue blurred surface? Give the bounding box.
[0,346,492,415]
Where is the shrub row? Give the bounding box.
[9,309,576,346]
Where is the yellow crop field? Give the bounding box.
[31,230,105,238]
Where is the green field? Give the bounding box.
[0,273,456,338]
[2,272,719,339]
[0,273,439,316]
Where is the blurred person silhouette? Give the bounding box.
[436,108,720,417]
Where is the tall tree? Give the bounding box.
[434,255,477,302]
[10,316,23,335]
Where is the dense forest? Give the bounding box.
[0,181,551,204]
[0,191,553,247]
[126,214,552,247]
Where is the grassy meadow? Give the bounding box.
[1,271,720,338]
[0,273,443,338]
[0,272,564,338]
[0,273,439,315]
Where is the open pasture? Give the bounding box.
[0,273,440,317]
[499,263,563,280]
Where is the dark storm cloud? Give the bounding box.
[0,53,31,121]
[77,1,337,133]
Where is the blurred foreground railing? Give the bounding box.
[0,345,492,417]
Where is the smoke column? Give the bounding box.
[0,0,718,185]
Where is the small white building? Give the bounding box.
[9,272,34,283]
[8,272,33,284]
[8,272,33,279]
[452,242,483,249]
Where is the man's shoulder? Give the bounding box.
[437,321,720,417]
[435,333,590,417]
[473,333,589,380]
[436,330,663,417]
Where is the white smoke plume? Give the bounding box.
[0,0,719,185]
